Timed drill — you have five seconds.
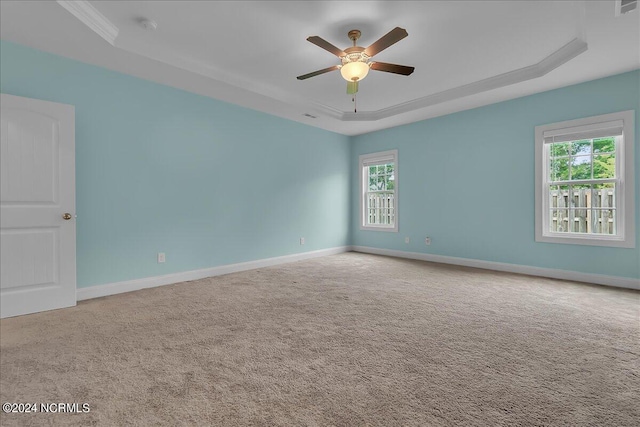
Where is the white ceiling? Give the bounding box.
[1,1,638,135]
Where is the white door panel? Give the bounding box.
[0,94,76,318]
[0,228,57,290]
[1,110,58,204]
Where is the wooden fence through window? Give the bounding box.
[550,188,615,234]
[367,193,395,225]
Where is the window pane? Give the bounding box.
[573,209,588,233]
[571,156,591,180]
[571,140,591,156]
[592,209,615,235]
[571,185,590,208]
[369,177,377,191]
[365,191,395,226]
[550,157,569,181]
[548,183,617,235]
[593,137,615,154]
[592,183,615,207]
[549,185,559,208]
[551,209,569,232]
[556,185,570,208]
[551,142,570,157]
[377,176,387,190]
[593,154,615,179]
[369,166,377,175]
[377,165,386,174]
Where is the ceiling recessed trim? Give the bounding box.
[52,2,589,125]
[322,38,589,122]
[57,0,119,46]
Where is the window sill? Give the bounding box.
[536,233,635,248]
[361,225,398,233]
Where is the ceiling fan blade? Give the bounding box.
[370,62,415,76]
[296,65,340,80]
[364,27,409,57]
[306,36,345,57]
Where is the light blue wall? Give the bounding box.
[2,41,638,286]
[0,41,351,288]
[352,70,640,280]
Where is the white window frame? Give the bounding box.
[535,110,635,248]
[360,150,398,232]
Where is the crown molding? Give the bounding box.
[57,0,119,46]
[52,2,588,124]
[314,38,588,122]
[55,1,303,110]
[115,37,307,109]
[308,102,344,120]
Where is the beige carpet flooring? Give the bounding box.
[1,253,638,426]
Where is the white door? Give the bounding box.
[0,94,76,318]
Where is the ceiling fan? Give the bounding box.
[297,27,415,100]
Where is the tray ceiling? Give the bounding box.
[1,1,638,135]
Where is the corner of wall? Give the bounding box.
[347,134,356,247]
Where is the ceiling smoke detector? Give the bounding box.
[139,18,158,31]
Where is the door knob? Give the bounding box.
[62,213,72,220]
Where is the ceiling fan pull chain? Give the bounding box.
[354,93,357,113]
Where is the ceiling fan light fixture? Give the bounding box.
[340,60,370,82]
[297,27,414,92]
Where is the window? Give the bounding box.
[535,111,635,247]
[360,150,398,232]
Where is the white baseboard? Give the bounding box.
[76,246,350,301]
[351,246,640,291]
[77,245,638,301]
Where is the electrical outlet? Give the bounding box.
[300,237,305,245]
[425,237,431,246]
[157,252,166,263]
[405,237,410,244]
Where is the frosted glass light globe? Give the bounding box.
[340,62,370,82]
